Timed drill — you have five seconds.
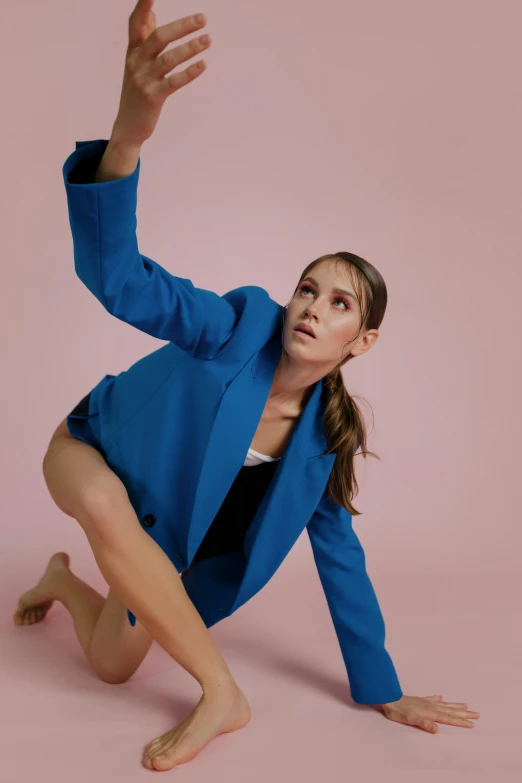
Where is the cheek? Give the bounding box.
[330,322,355,345]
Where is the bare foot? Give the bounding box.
[142,683,251,771]
[13,552,71,626]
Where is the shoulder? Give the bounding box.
[208,285,282,359]
[221,284,272,310]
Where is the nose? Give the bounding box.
[304,303,319,319]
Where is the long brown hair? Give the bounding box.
[281,252,388,516]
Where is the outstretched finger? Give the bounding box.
[128,0,156,50]
[434,714,477,728]
[440,702,470,708]
[423,695,470,708]
[435,705,481,719]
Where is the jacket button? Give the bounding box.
[142,513,156,528]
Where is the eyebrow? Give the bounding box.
[301,276,359,305]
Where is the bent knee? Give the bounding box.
[96,669,133,685]
[72,480,135,547]
[42,430,130,533]
[81,479,130,522]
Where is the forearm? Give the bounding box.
[306,501,403,705]
[94,135,142,182]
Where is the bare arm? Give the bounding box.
[94,139,142,183]
[62,3,247,354]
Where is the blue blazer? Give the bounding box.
[62,139,403,706]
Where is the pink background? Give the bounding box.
[2,0,520,779]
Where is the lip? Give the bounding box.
[294,323,316,338]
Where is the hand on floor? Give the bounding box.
[374,694,480,733]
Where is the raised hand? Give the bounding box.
[112,0,212,146]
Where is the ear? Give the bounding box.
[350,329,379,357]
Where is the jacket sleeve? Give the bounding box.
[306,490,403,705]
[62,138,254,357]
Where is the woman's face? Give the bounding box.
[283,260,378,371]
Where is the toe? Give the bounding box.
[143,750,170,771]
[153,738,196,770]
[152,754,173,771]
[143,740,164,767]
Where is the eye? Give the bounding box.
[298,284,350,310]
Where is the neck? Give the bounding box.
[268,349,321,409]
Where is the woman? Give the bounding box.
[13,1,479,771]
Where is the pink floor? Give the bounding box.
[2,533,514,782]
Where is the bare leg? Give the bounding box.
[13,551,154,684]
[37,420,251,769]
[14,551,104,645]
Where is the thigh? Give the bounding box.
[45,421,153,682]
[51,417,73,441]
[88,586,154,684]
[43,417,132,536]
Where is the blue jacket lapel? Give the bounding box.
[186,323,336,615]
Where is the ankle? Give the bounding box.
[200,673,240,702]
